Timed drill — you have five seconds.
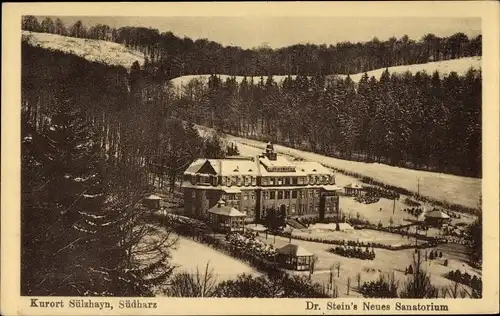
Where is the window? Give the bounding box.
[277,178,283,185]
[309,190,314,198]
[285,178,291,185]
[262,177,268,185]
[299,191,304,199]
[284,191,290,199]
[243,192,248,200]
[200,175,210,184]
[263,191,269,200]
[310,175,316,185]
[314,190,320,198]
[292,191,298,199]
[315,205,319,213]
[291,204,296,214]
[292,177,298,185]
[191,191,196,198]
[234,194,240,200]
[270,191,276,199]
[298,177,304,185]
[278,191,284,199]
[236,176,242,186]
[251,176,257,186]
[244,207,249,215]
[251,192,255,200]
[269,178,274,185]
[326,206,331,213]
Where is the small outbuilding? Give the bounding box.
[143,194,162,209]
[207,199,246,233]
[344,183,365,196]
[276,243,314,271]
[424,210,451,227]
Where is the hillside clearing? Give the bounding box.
[22,31,144,69]
[169,57,481,91]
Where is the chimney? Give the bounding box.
[217,199,226,208]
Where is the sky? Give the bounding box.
[46,16,481,49]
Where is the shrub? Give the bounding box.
[360,274,399,298]
[328,246,375,260]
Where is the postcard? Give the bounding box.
[1,1,499,315]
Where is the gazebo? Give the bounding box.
[344,183,365,196]
[143,194,162,209]
[276,244,314,271]
[424,210,451,227]
[207,200,246,233]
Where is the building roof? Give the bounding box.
[344,183,364,189]
[145,194,162,200]
[259,155,296,169]
[222,187,242,193]
[276,244,313,257]
[424,210,451,219]
[322,185,343,191]
[184,154,333,178]
[208,201,246,217]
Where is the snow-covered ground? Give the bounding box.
[342,56,481,83]
[170,57,481,90]
[170,236,259,281]
[259,234,480,298]
[197,126,481,211]
[22,31,144,69]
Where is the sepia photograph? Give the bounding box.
[2,2,499,315]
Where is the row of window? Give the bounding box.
[220,189,322,201]
[263,189,321,200]
[187,174,335,187]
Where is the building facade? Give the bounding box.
[182,143,341,222]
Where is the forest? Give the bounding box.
[21,43,233,296]
[22,16,482,78]
[174,69,481,178]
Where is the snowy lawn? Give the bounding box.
[258,234,480,298]
[292,227,422,247]
[170,236,260,281]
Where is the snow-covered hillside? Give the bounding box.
[343,56,481,83]
[169,57,481,90]
[22,31,144,69]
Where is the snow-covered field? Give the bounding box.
[342,56,481,83]
[293,227,420,247]
[259,234,480,298]
[22,31,144,69]
[197,126,481,211]
[170,236,259,281]
[170,57,481,90]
